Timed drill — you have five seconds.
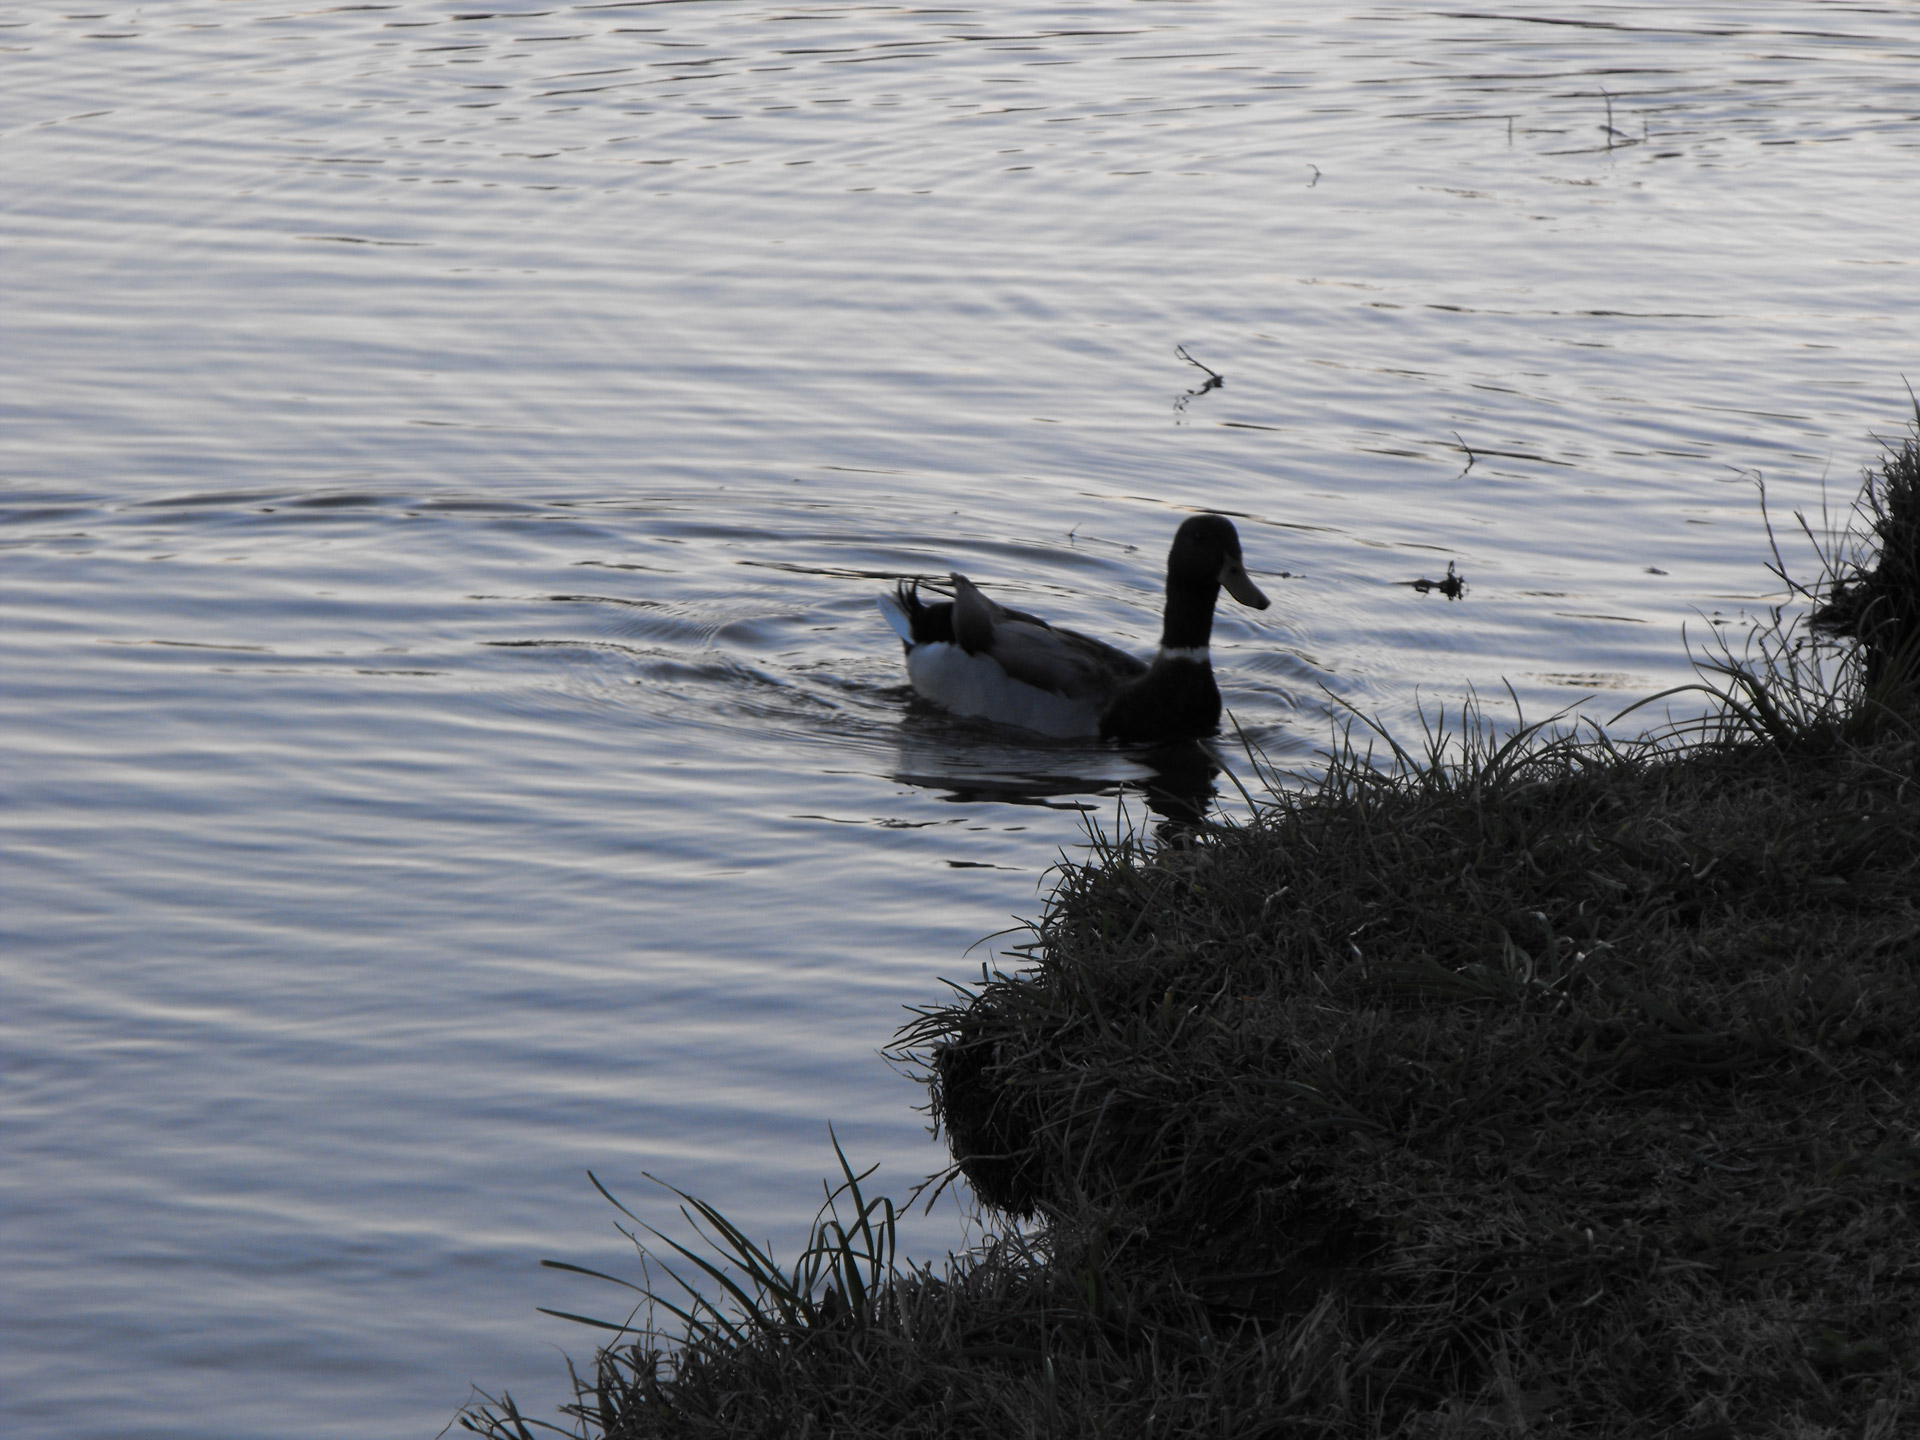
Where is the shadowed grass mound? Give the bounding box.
[465,412,1920,1439]
[915,712,1920,1435]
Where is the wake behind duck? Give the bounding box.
[878,514,1270,743]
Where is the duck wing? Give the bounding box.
[951,573,1147,702]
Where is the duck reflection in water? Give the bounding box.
[888,723,1224,842]
[1132,738,1220,836]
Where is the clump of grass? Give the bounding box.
[1811,398,1920,710]
[460,1136,1404,1439]
[1619,399,1920,756]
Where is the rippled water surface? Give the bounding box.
[5,2,1919,1434]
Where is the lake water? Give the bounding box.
[4,2,1918,1434]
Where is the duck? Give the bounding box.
[877,514,1270,742]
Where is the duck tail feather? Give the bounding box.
[876,585,917,645]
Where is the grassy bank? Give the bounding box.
[466,415,1920,1439]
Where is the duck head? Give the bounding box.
[1161,515,1269,649]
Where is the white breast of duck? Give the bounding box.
[877,514,1269,743]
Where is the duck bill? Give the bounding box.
[1219,558,1270,610]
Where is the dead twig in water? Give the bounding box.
[1451,430,1476,477]
[1173,345,1224,413]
